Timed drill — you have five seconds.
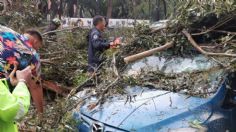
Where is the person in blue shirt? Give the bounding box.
[87,15,120,73]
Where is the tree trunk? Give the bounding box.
[95,0,100,15]
[149,0,151,20]
[155,0,160,21]
[79,5,84,18]
[173,0,177,16]
[48,0,51,11]
[106,0,112,18]
[132,0,136,19]
[73,3,77,17]
[88,9,94,17]
[162,0,167,19]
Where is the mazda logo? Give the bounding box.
[91,122,104,132]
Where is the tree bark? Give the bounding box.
[162,0,167,19]
[79,5,84,18]
[88,9,94,17]
[95,0,100,15]
[124,41,174,64]
[106,0,112,18]
[156,0,160,21]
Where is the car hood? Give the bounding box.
[79,87,211,131]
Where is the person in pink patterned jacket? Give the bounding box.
[0,25,42,81]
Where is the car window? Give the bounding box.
[125,55,224,98]
[126,55,218,76]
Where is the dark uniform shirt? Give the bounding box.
[88,28,110,72]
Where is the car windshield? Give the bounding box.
[125,55,225,98]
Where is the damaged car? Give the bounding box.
[73,55,236,132]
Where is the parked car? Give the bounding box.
[73,55,236,132]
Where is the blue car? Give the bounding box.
[73,55,236,132]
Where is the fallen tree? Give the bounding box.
[20,0,236,131]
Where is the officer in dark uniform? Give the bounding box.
[88,15,120,73]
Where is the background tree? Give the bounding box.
[106,0,112,18]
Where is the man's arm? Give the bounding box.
[91,32,110,50]
[0,79,30,122]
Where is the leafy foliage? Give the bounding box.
[1,1,43,32]
[173,0,236,26]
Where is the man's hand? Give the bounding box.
[9,62,18,86]
[16,66,32,84]
[110,37,121,48]
[114,37,121,45]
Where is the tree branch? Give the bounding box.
[124,41,174,64]
[42,26,81,36]
[183,30,236,57]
